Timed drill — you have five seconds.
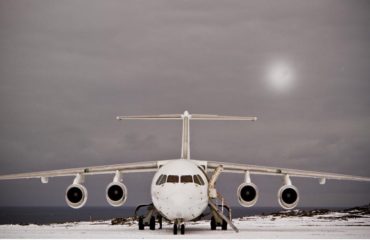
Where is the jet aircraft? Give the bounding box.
[1,111,369,235]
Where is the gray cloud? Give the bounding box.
[0,0,369,208]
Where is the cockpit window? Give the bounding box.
[156,175,163,185]
[194,175,205,186]
[156,175,167,185]
[159,175,167,185]
[180,175,193,183]
[167,175,179,183]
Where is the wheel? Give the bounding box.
[221,219,228,230]
[138,217,144,230]
[180,224,185,235]
[173,223,178,235]
[149,216,156,230]
[210,216,216,230]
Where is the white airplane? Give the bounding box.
[1,111,370,235]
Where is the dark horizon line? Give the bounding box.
[0,205,359,209]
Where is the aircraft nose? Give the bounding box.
[168,195,188,217]
[169,194,188,205]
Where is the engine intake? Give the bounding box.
[65,184,88,209]
[237,182,259,207]
[106,181,127,207]
[278,184,299,209]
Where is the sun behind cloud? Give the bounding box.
[266,61,295,93]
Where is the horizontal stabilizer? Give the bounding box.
[116,112,257,121]
[116,114,182,120]
[191,114,257,121]
[116,111,257,160]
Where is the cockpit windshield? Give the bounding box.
[158,174,204,185]
[194,175,205,185]
[167,175,179,183]
[156,175,167,185]
[180,175,193,183]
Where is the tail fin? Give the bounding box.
[116,111,257,160]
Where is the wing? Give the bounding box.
[207,161,370,182]
[0,161,160,181]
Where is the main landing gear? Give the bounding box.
[135,203,162,231]
[210,216,228,230]
[138,216,156,230]
[173,221,185,235]
[209,203,231,231]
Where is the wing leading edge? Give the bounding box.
[206,161,370,182]
[0,161,159,181]
[1,160,369,182]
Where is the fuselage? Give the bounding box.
[151,159,208,221]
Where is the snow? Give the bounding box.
[1,213,369,238]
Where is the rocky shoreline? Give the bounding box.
[111,203,370,225]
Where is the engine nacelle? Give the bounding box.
[277,184,299,209]
[65,183,88,209]
[106,181,127,207]
[237,182,259,207]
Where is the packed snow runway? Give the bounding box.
[1,210,370,239]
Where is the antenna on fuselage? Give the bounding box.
[116,111,257,160]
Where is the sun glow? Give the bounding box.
[267,61,295,93]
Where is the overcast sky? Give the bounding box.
[0,0,369,208]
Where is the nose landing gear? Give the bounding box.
[173,220,185,235]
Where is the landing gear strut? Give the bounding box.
[157,215,162,229]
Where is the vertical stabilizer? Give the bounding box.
[181,111,191,160]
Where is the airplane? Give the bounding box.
[0,110,369,235]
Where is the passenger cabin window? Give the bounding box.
[180,175,193,183]
[167,175,179,183]
[194,175,205,186]
[156,175,167,185]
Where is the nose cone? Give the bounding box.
[168,194,191,218]
[152,184,208,221]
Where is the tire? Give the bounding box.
[180,224,185,235]
[138,217,144,230]
[173,223,178,235]
[149,216,156,230]
[210,217,216,230]
[221,219,228,230]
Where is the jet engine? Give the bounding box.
[237,182,259,207]
[237,171,258,207]
[106,171,127,207]
[65,183,88,209]
[278,175,299,209]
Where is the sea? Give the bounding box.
[0,206,343,225]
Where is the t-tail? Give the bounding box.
[116,111,257,160]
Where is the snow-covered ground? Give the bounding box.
[1,210,370,238]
